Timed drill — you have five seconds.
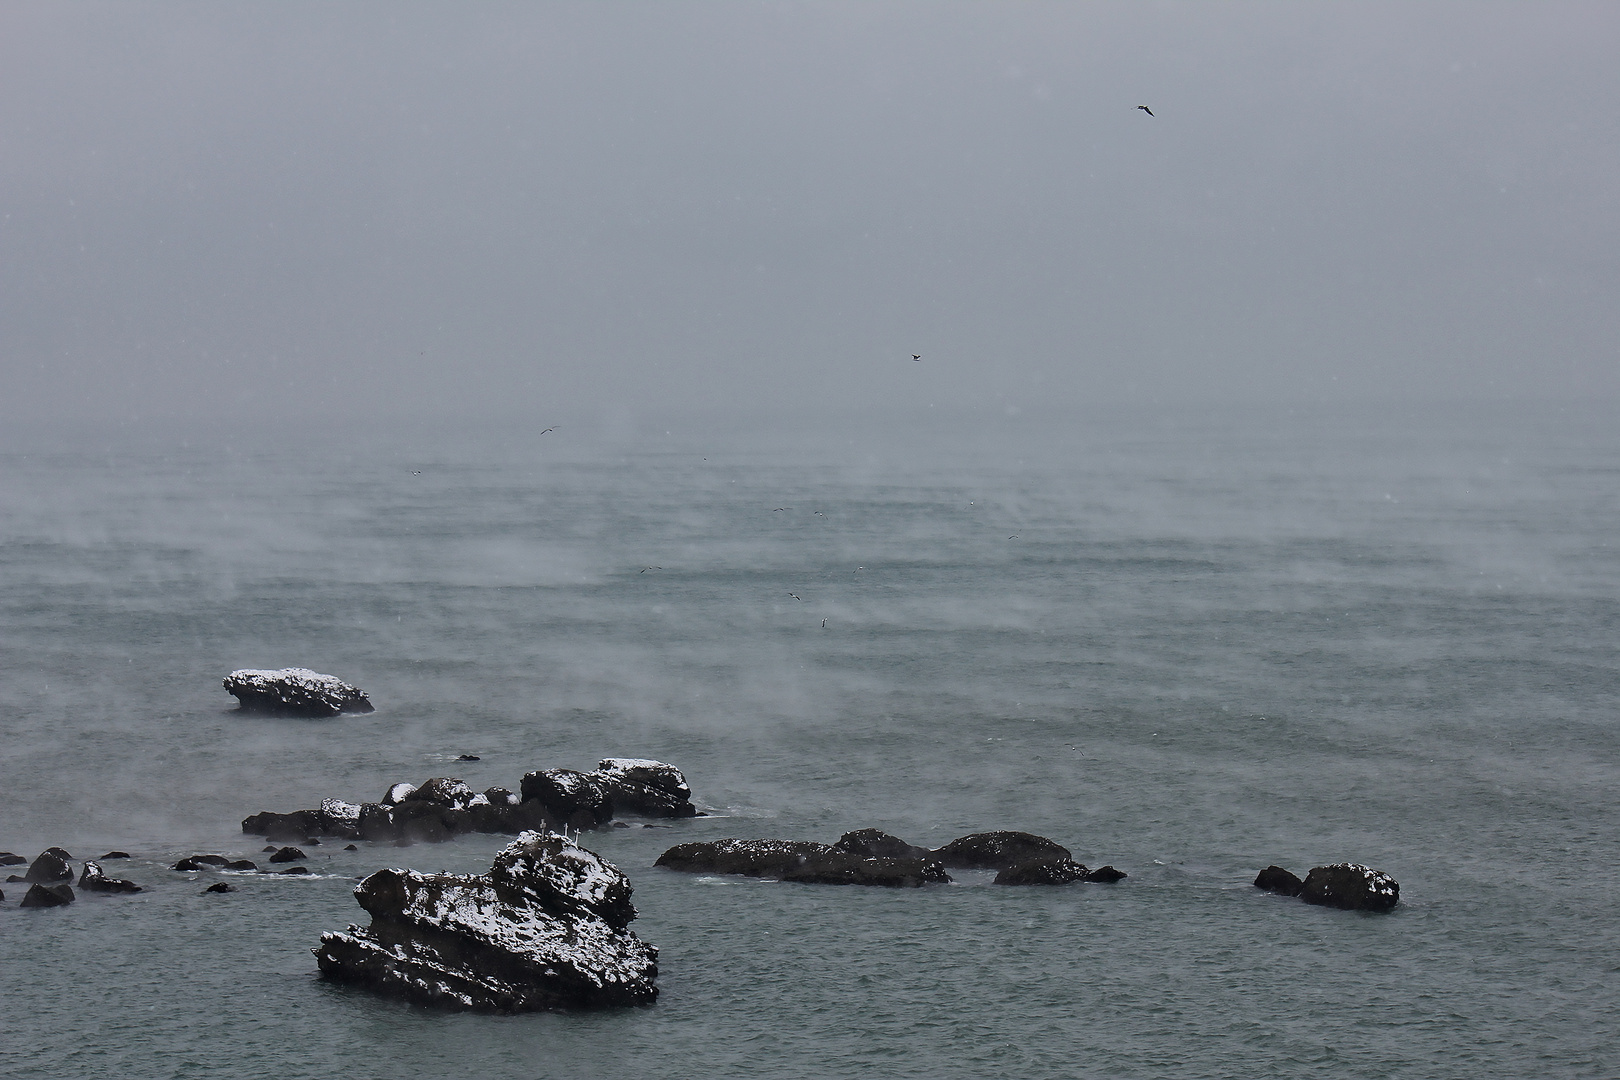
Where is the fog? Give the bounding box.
[2,1,1615,431]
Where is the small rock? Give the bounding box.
[1084,865,1127,883]
[6,875,24,883]
[0,852,27,866]
[1298,863,1399,912]
[268,847,307,863]
[25,850,75,883]
[833,829,932,860]
[1254,865,1303,896]
[78,862,143,893]
[457,754,481,761]
[223,667,374,717]
[263,845,278,853]
[994,858,1090,885]
[21,882,75,907]
[279,865,312,875]
[205,882,236,893]
[173,855,231,871]
[612,821,629,829]
[99,851,132,860]
[344,844,358,851]
[226,860,258,871]
[932,832,1072,871]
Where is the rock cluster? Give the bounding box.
[223,668,374,717]
[1,847,144,906]
[243,758,696,845]
[1254,862,1399,912]
[314,830,658,1012]
[655,829,1126,889]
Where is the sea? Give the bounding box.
[1,399,1616,1079]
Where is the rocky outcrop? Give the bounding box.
[314,831,658,1011]
[79,861,142,893]
[25,849,75,883]
[655,839,950,888]
[1253,865,1304,896]
[244,759,697,846]
[833,829,933,860]
[268,846,306,863]
[993,858,1128,885]
[1298,863,1399,912]
[932,832,1071,871]
[21,882,75,907]
[173,854,232,871]
[223,668,374,717]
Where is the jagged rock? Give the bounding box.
[932,832,1072,871]
[223,668,374,717]
[205,882,236,893]
[780,853,950,887]
[173,855,231,871]
[594,759,697,818]
[656,839,837,878]
[407,778,488,811]
[995,858,1090,885]
[100,851,131,860]
[1084,865,1127,883]
[833,829,932,860]
[24,850,74,883]
[521,769,615,830]
[314,831,658,1011]
[0,852,26,866]
[1298,863,1399,912]
[21,882,75,907]
[78,861,143,893]
[268,847,307,864]
[1254,865,1304,896]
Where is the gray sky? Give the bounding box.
[3,1,1616,425]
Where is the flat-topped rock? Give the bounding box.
[833,829,933,860]
[932,831,1072,871]
[223,668,374,717]
[594,759,697,818]
[1298,863,1399,912]
[314,831,658,1011]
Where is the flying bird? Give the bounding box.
[789,593,802,601]
[912,354,922,361]
[539,427,555,435]
[774,507,790,512]
[822,619,827,628]
[640,567,662,573]
[1137,105,1154,116]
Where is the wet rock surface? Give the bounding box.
[931,831,1072,871]
[79,861,143,893]
[655,838,951,887]
[244,759,697,845]
[995,858,1092,885]
[1254,865,1304,896]
[833,829,933,860]
[223,667,374,717]
[1298,863,1399,912]
[314,830,658,1012]
[21,882,75,908]
[24,849,75,883]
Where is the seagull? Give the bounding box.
[774,507,790,512]
[1008,535,1019,540]
[639,567,662,573]
[821,619,827,628]
[1137,105,1154,116]
[539,428,554,434]
[789,593,801,601]
[912,354,922,361]
[814,511,825,517]
[412,470,421,475]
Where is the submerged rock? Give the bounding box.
[0,852,27,866]
[1298,863,1399,912]
[314,831,658,1012]
[205,882,236,894]
[932,832,1072,871]
[173,855,232,872]
[655,839,951,887]
[1254,865,1304,897]
[223,668,374,717]
[21,882,75,907]
[79,861,143,893]
[1084,865,1127,883]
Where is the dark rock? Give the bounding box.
[205,882,236,893]
[25,850,74,883]
[1084,866,1127,883]
[314,830,658,1011]
[344,844,359,851]
[833,829,932,860]
[226,860,258,871]
[932,832,1072,871]
[594,758,697,818]
[0,852,26,866]
[781,853,950,887]
[224,667,374,716]
[457,754,481,761]
[269,846,307,863]
[44,846,73,860]
[0,888,4,900]
[20,882,75,908]
[995,858,1090,885]
[6,875,24,882]
[484,787,519,807]
[242,809,323,841]
[280,866,312,875]
[407,777,484,811]
[1254,865,1304,896]
[99,851,132,860]
[381,782,418,805]
[173,855,231,871]
[656,838,837,878]
[78,861,143,893]
[611,821,629,829]
[520,769,615,830]
[1298,863,1399,912]
[263,845,278,852]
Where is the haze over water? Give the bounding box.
[3,401,1616,1077]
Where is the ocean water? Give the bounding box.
[2,401,1616,1079]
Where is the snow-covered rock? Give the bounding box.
[223,668,374,717]
[655,838,951,887]
[314,831,658,1011]
[78,861,142,893]
[594,758,697,818]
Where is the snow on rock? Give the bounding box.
[78,861,143,893]
[223,668,374,717]
[593,758,697,818]
[655,838,951,887]
[314,831,658,1011]
[1298,863,1400,912]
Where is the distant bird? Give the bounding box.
[539,427,554,435]
[1008,535,1019,540]
[640,567,662,573]
[822,619,827,628]
[1137,105,1154,116]
[412,470,421,475]
[774,507,790,512]
[814,511,825,517]
[912,354,922,361]
[789,593,801,601]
